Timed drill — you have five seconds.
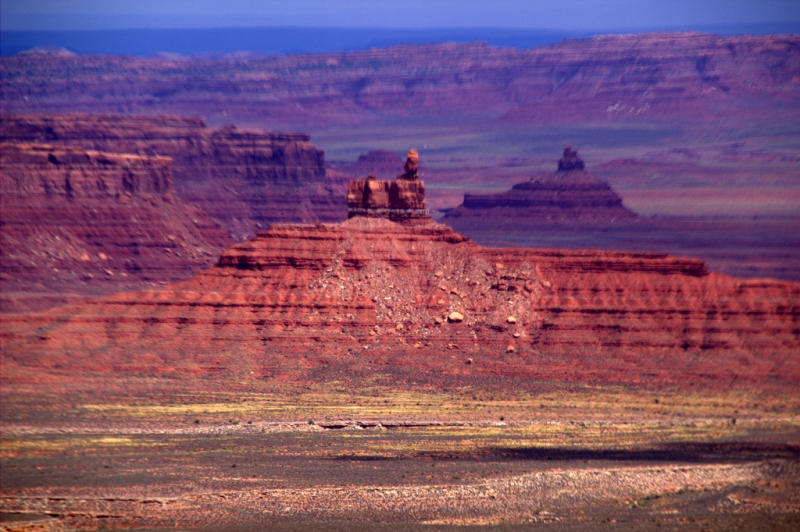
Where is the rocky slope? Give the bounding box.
[0,142,232,313]
[1,34,797,127]
[3,217,797,390]
[0,114,346,239]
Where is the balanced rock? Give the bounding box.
[347,149,429,223]
[403,149,419,178]
[444,148,636,226]
[557,146,585,172]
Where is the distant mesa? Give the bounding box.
[444,148,637,225]
[0,141,232,313]
[18,46,77,57]
[557,146,585,172]
[0,114,345,240]
[347,149,430,223]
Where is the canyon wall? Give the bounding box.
[0,142,232,313]
[1,34,797,127]
[0,114,346,239]
[3,218,797,390]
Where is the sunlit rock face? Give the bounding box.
[347,149,429,223]
[0,114,346,239]
[3,213,798,391]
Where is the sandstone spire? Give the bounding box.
[557,146,585,172]
[347,148,429,223]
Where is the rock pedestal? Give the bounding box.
[558,146,585,172]
[347,149,429,223]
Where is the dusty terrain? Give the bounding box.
[2,383,799,530]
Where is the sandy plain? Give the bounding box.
[2,381,799,531]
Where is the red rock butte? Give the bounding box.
[0,114,346,239]
[2,179,798,389]
[444,148,637,225]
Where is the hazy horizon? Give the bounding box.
[3,0,798,56]
[3,0,798,31]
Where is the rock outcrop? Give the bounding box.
[0,142,232,313]
[557,146,585,172]
[2,217,797,391]
[0,114,346,239]
[347,149,429,222]
[444,150,637,225]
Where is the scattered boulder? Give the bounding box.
[448,312,464,323]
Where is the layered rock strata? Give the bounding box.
[2,217,797,389]
[444,174,637,224]
[0,114,345,239]
[347,149,429,222]
[0,143,232,313]
[1,34,798,125]
[558,146,585,172]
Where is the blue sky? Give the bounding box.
[3,0,799,31]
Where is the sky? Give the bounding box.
[3,0,799,32]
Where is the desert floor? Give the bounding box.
[2,381,798,530]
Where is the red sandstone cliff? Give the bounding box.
[2,218,797,390]
[0,143,232,313]
[0,114,346,239]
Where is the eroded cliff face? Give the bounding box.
[0,143,232,313]
[3,218,797,390]
[0,114,346,239]
[1,34,797,126]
